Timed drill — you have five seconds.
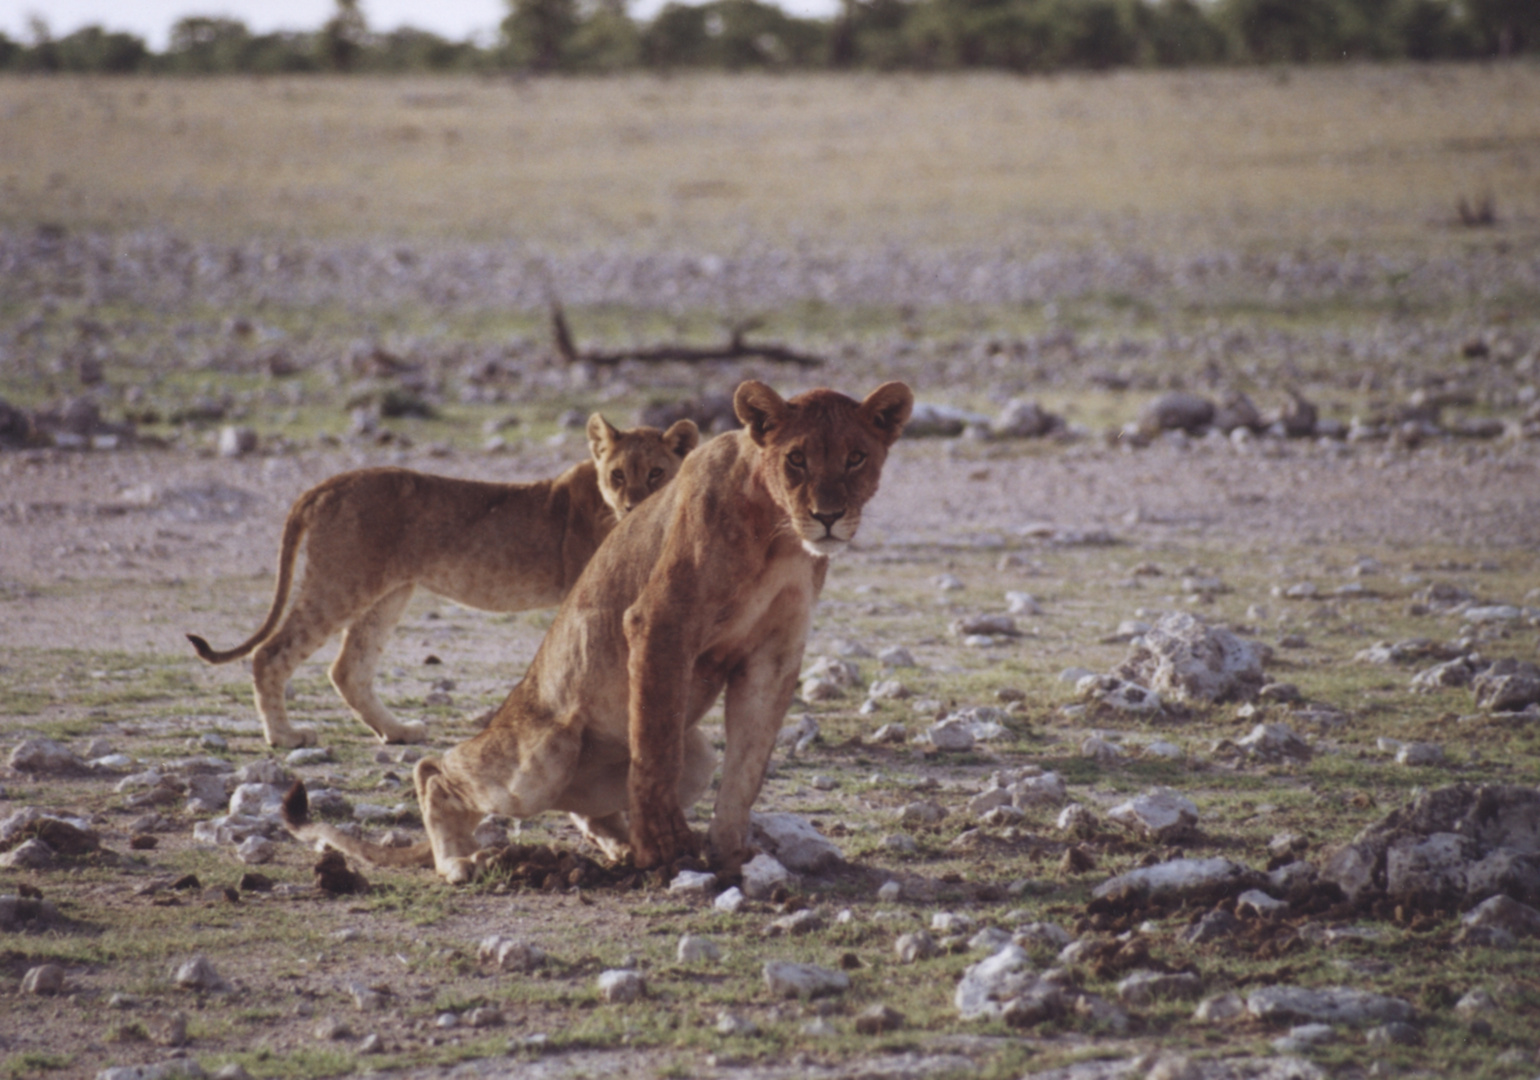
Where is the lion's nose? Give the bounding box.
[811,510,845,532]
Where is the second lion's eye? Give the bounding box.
[611,470,625,487]
[787,451,806,469]
[846,450,866,469]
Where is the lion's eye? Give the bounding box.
[846,450,866,469]
[787,451,806,469]
[647,467,664,485]
[611,470,625,487]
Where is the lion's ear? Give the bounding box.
[861,382,914,445]
[586,413,619,462]
[663,419,700,458]
[734,381,787,447]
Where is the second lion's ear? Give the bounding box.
[587,413,619,461]
[663,419,700,458]
[733,381,786,447]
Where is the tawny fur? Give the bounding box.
[284,380,912,884]
[189,415,699,749]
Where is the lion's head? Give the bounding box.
[733,380,913,557]
[587,414,701,518]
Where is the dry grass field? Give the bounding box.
[2,65,1537,252]
[1,64,1540,1080]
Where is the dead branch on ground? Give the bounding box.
[550,304,823,369]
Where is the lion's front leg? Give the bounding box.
[623,602,702,870]
[709,617,809,872]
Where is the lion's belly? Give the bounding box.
[416,556,566,614]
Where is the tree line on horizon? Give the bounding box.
[4,0,1535,76]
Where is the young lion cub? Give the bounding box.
[284,380,912,882]
[188,414,698,749]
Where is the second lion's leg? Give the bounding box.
[331,584,427,744]
[251,603,340,749]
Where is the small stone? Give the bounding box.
[1182,909,1242,944]
[926,718,975,751]
[173,955,231,992]
[1366,1021,1422,1047]
[715,1011,760,1036]
[1461,895,1540,938]
[763,960,849,999]
[766,909,824,936]
[1247,985,1415,1026]
[347,981,385,1011]
[1455,988,1497,1016]
[358,1033,384,1054]
[1116,969,1204,1005]
[740,853,793,900]
[1080,735,1124,761]
[867,723,908,744]
[854,1004,905,1034]
[1193,992,1246,1023]
[893,924,936,961]
[931,911,974,934]
[970,927,1013,952]
[1107,789,1199,841]
[1395,742,1446,767]
[597,969,645,1003]
[466,1006,504,1028]
[713,886,745,913]
[668,869,718,896]
[897,800,947,827]
[1272,1022,1336,1053]
[21,964,65,995]
[882,833,919,854]
[878,646,918,668]
[316,1015,354,1040]
[235,836,276,865]
[218,425,258,457]
[478,936,547,972]
[1,838,56,870]
[677,935,721,963]
[1236,889,1289,918]
[8,737,87,775]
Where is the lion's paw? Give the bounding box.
[267,724,319,749]
[443,857,477,886]
[383,720,430,745]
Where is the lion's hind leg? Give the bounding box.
[250,597,345,749]
[331,584,427,744]
[420,721,585,884]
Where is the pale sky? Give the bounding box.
[1,0,841,51]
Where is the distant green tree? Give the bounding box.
[1146,0,1229,65]
[53,25,151,72]
[166,16,255,72]
[1465,0,1539,55]
[367,27,481,71]
[902,0,1066,71]
[832,0,914,68]
[245,32,323,72]
[502,0,580,69]
[1388,0,1475,59]
[0,32,20,70]
[642,2,712,65]
[321,0,370,70]
[1216,0,1347,62]
[566,0,643,70]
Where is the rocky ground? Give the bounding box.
[2,220,1540,1080]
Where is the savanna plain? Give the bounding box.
[1,64,1540,1080]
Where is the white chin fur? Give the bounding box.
[802,536,847,558]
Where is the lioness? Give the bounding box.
[285,380,912,881]
[188,414,699,749]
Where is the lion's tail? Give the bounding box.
[282,781,434,869]
[185,485,321,664]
